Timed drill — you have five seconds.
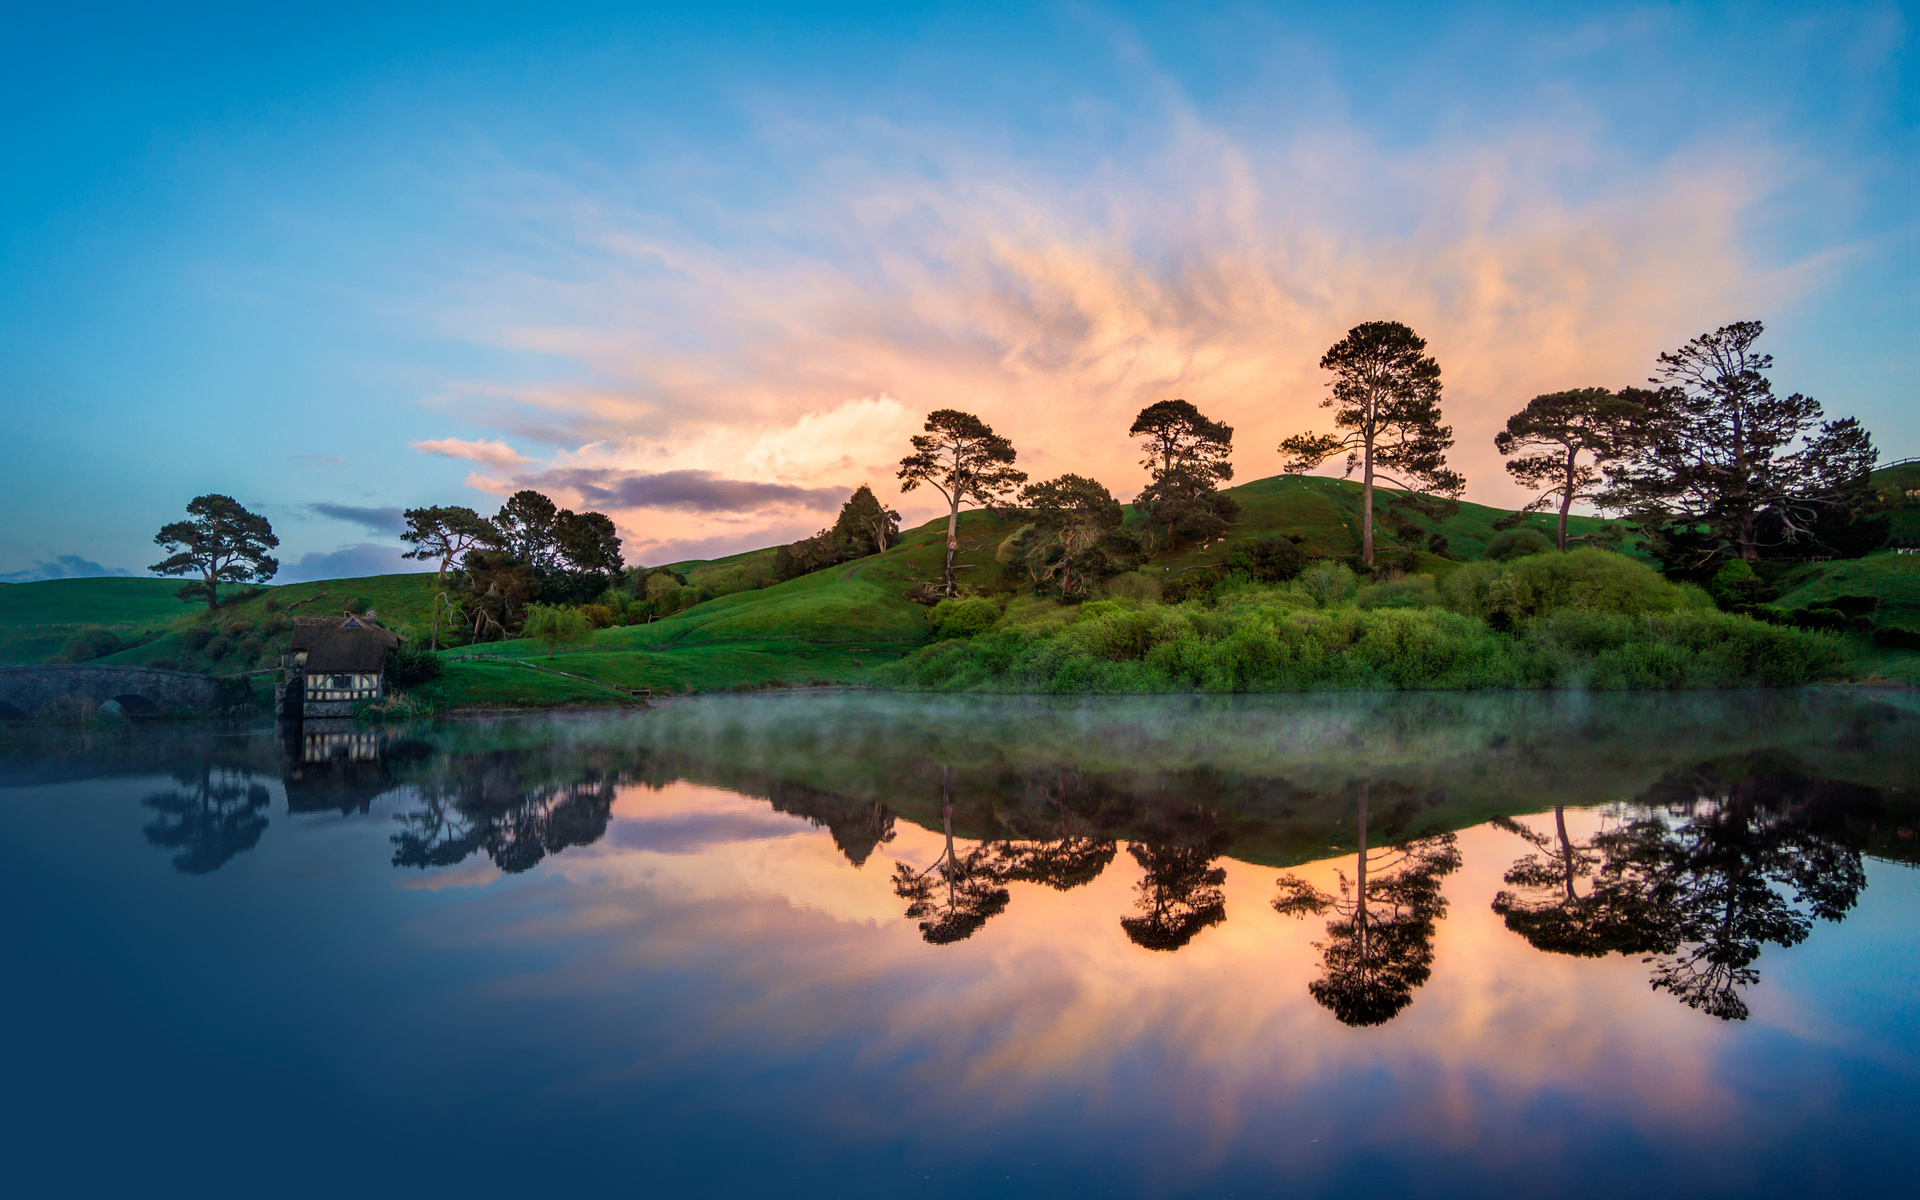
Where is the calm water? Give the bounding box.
[3,691,1918,1198]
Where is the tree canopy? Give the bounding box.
[1495,387,1644,550]
[1130,400,1239,546]
[401,505,500,584]
[1016,474,1135,598]
[1603,321,1880,567]
[1279,321,1463,564]
[898,409,1027,596]
[150,494,280,610]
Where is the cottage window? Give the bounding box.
[332,674,352,690]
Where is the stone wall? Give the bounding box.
[0,665,231,716]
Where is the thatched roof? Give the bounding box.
[294,615,401,673]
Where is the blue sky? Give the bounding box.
[1,1,1913,579]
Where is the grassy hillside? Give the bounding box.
[10,466,1918,701]
[0,578,200,627]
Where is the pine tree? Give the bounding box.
[898,410,1027,596]
[1494,388,1645,550]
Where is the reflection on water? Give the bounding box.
[4,690,1919,1196]
[1275,784,1461,1025]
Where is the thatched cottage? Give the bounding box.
[278,614,402,719]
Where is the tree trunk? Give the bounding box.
[1360,438,1375,565]
[1555,804,1574,902]
[1558,446,1577,551]
[203,565,219,610]
[943,497,961,597]
[1355,782,1370,956]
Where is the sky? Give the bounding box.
[0,1,1914,580]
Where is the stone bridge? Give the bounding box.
[0,665,238,719]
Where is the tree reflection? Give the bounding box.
[1489,806,1666,958]
[990,769,1121,892]
[1491,756,1874,1020]
[1122,809,1230,952]
[391,752,616,874]
[891,767,1011,944]
[1274,783,1460,1026]
[142,763,271,874]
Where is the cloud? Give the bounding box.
[281,543,431,584]
[309,503,408,536]
[0,555,135,584]
[523,468,843,514]
[411,437,532,470]
[401,58,1836,551]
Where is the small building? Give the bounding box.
[278,614,402,719]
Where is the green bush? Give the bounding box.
[1708,559,1773,610]
[1441,548,1695,625]
[60,627,122,662]
[1161,568,1225,605]
[181,627,215,652]
[929,596,1001,638]
[387,641,446,688]
[522,603,593,657]
[1873,625,1920,650]
[1225,537,1306,583]
[1295,562,1360,607]
[1485,528,1554,561]
[1358,576,1439,610]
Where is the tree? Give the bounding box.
[556,510,625,583]
[400,505,500,584]
[1494,388,1645,551]
[1130,400,1238,546]
[454,548,540,639]
[1017,474,1135,598]
[898,410,1028,597]
[1273,783,1461,1026]
[1488,807,1667,958]
[831,484,902,556]
[891,767,1011,944]
[1279,321,1464,565]
[522,603,592,658]
[150,494,280,610]
[1603,321,1880,566]
[492,490,562,570]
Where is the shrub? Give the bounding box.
[1485,528,1554,561]
[522,603,593,657]
[1872,625,1920,650]
[387,642,446,688]
[929,596,1001,638]
[1707,559,1773,609]
[579,604,615,629]
[1295,562,1360,607]
[202,636,231,660]
[220,618,254,638]
[1224,538,1306,583]
[181,627,215,652]
[1441,548,1693,624]
[1162,568,1225,605]
[60,627,121,662]
[1358,576,1439,609]
[1099,572,1163,604]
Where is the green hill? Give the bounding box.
[10,466,1918,698]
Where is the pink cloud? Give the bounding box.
[411,436,533,471]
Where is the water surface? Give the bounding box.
[3,690,1917,1198]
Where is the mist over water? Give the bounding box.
[3,690,1917,1197]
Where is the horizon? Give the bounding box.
[3,1,1915,584]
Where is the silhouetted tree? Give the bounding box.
[1274,784,1460,1025]
[401,505,501,584]
[556,509,625,588]
[1122,811,1230,952]
[1494,388,1645,550]
[392,759,617,874]
[492,490,562,570]
[150,494,280,610]
[1603,321,1880,567]
[891,767,1011,944]
[1131,400,1239,547]
[1279,321,1464,565]
[142,763,271,874]
[898,410,1027,596]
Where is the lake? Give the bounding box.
[3,690,1917,1198]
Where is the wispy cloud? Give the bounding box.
[410,436,532,470]
[0,554,134,584]
[407,67,1833,549]
[281,543,431,584]
[309,503,407,536]
[526,468,843,514]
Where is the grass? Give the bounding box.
[1772,552,1920,629]
[0,578,201,627]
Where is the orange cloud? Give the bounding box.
[421,107,1830,554]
